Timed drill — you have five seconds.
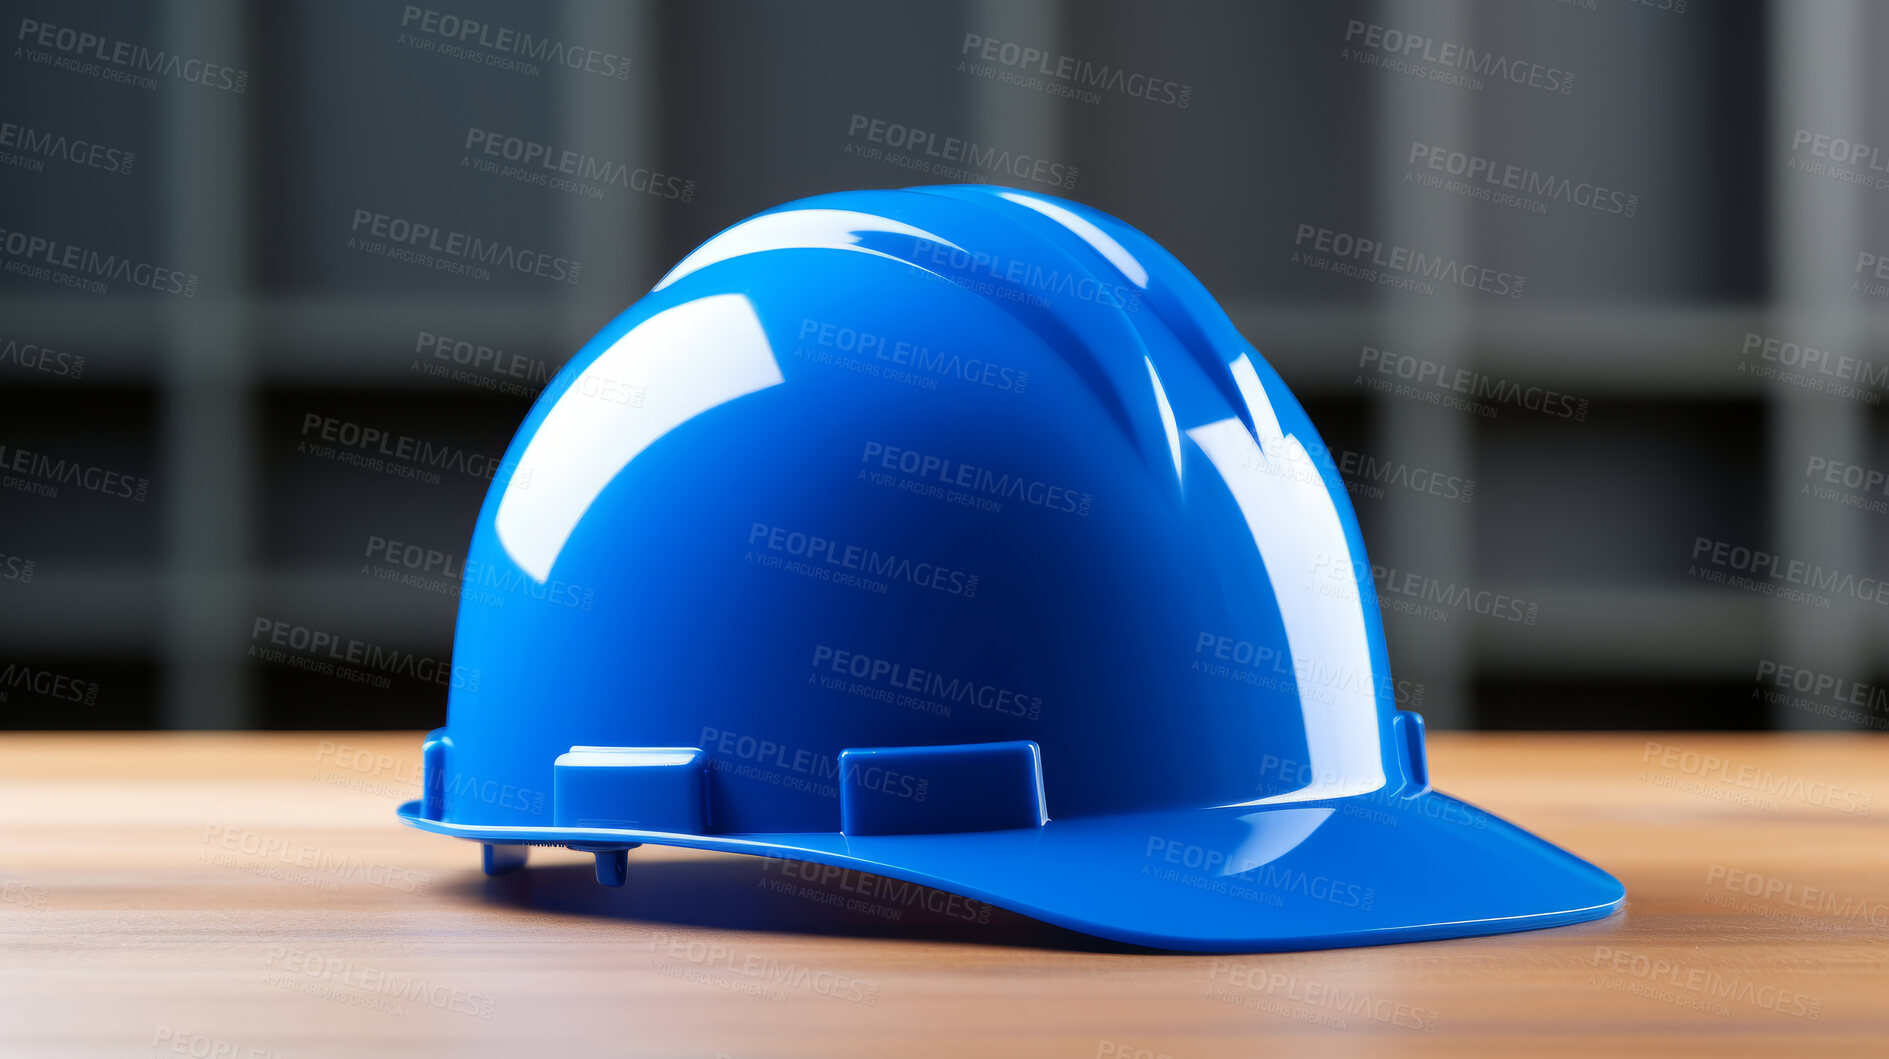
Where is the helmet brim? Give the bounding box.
[397,787,1622,952]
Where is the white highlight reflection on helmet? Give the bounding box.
[1187,354,1386,805]
[496,294,785,582]
[652,209,965,292]
[1216,807,1334,876]
[1145,356,1183,481]
[997,190,1149,288]
[560,747,700,768]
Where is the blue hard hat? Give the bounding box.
[397,184,1623,952]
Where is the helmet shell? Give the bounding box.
[400,186,1622,953]
[438,185,1402,833]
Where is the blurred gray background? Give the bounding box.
[1,0,1884,732]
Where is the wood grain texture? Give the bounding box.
[1,732,1885,1057]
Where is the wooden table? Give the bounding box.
[2,733,1885,1057]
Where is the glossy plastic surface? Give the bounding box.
[838,739,1048,836]
[397,184,1623,951]
[552,746,707,832]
